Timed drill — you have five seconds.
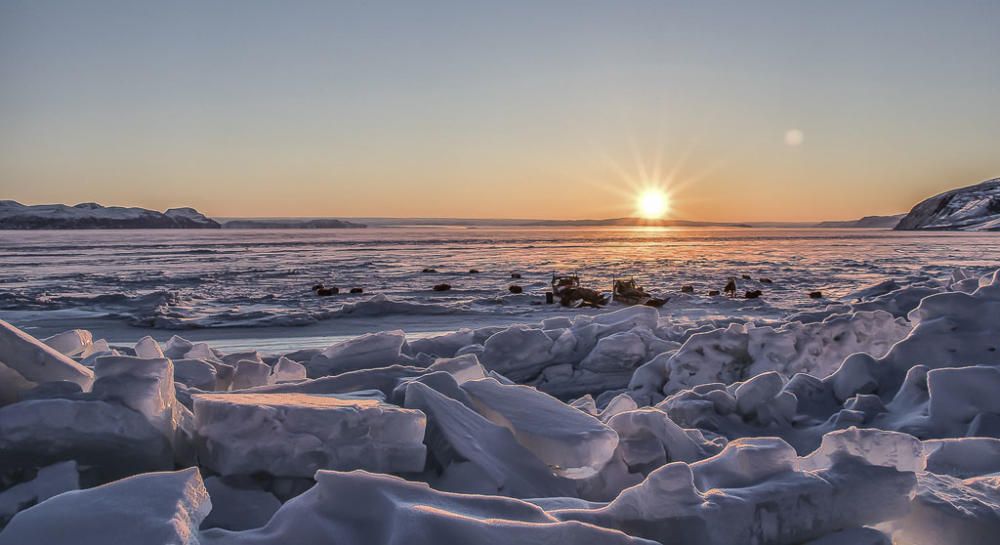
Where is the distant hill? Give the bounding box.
[221,218,366,229]
[815,215,904,228]
[895,178,1000,231]
[0,201,220,229]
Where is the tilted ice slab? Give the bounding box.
[199,470,655,545]
[0,319,94,402]
[192,392,427,477]
[247,364,429,399]
[478,325,558,381]
[606,408,718,473]
[42,329,93,357]
[461,377,619,477]
[244,354,488,406]
[0,468,210,545]
[403,380,577,498]
[307,330,406,377]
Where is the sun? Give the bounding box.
[636,188,669,219]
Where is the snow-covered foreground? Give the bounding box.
[2,268,1000,544]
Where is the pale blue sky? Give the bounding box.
[1,1,998,220]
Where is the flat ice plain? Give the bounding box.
[2,226,1000,544]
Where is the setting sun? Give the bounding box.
[637,189,669,219]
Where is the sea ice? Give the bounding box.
[0,319,94,397]
[403,380,576,498]
[0,468,210,545]
[462,377,619,477]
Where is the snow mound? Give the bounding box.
[628,310,908,403]
[829,270,1000,398]
[199,469,653,545]
[554,435,916,545]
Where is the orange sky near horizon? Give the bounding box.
[2,2,998,222]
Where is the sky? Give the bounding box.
[1,1,999,221]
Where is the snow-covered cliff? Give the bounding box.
[0,201,220,229]
[895,178,1000,231]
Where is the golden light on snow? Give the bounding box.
[636,188,669,219]
[784,129,804,147]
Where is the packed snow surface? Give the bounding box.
[1,233,1000,543]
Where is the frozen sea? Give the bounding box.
[2,226,999,352]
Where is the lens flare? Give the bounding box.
[636,189,669,219]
